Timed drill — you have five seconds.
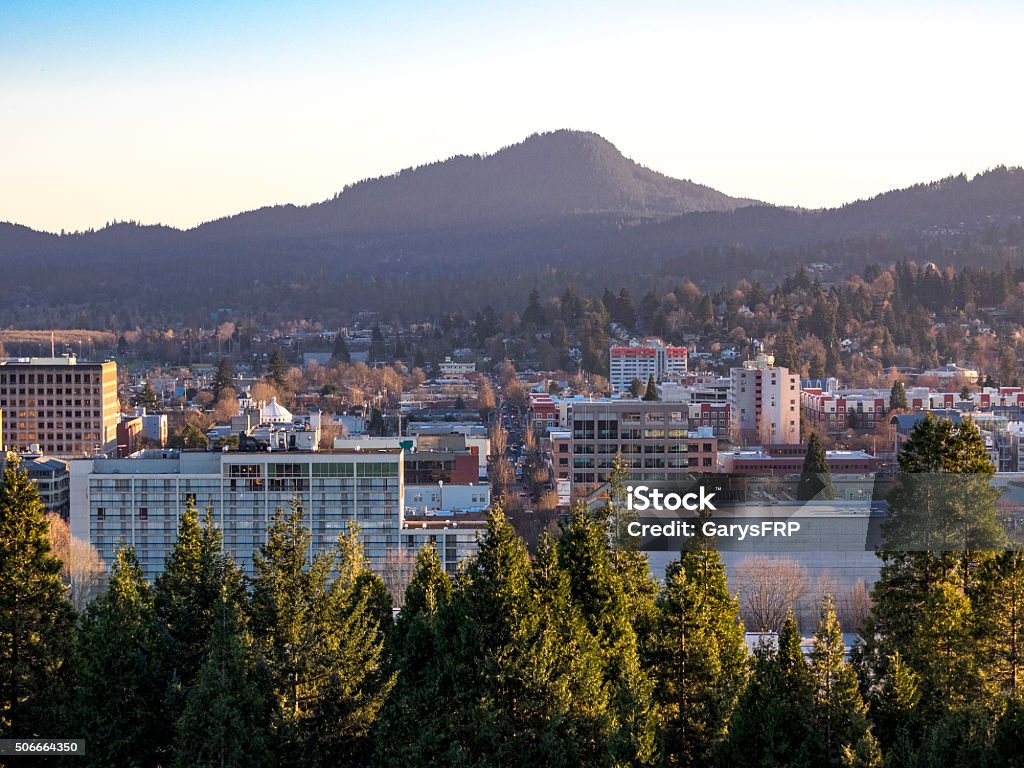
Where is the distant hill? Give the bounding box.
[0,133,1023,326]
[196,130,760,239]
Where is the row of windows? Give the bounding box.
[0,371,103,384]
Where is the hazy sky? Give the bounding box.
[3,0,1022,233]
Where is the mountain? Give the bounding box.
[1,132,1023,326]
[196,130,759,239]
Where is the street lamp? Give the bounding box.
[438,479,444,511]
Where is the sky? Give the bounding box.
[2,0,1023,233]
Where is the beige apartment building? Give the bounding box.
[729,353,801,445]
[0,356,119,457]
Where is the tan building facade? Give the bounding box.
[0,356,118,457]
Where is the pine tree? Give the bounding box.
[131,380,161,411]
[972,551,1024,699]
[331,332,351,363]
[725,612,817,767]
[798,432,835,501]
[889,380,908,412]
[0,452,75,738]
[71,546,171,767]
[643,374,659,401]
[860,412,1002,748]
[374,545,453,767]
[870,650,920,750]
[522,288,544,326]
[774,327,800,372]
[557,503,659,766]
[369,325,387,363]
[268,349,289,391]
[155,503,245,697]
[809,596,871,767]
[250,504,394,766]
[654,537,747,767]
[213,357,235,402]
[172,595,273,768]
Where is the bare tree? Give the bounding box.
[837,579,873,635]
[211,393,239,423]
[733,555,808,633]
[799,571,840,629]
[491,458,515,495]
[523,423,537,453]
[46,514,106,610]
[477,378,496,416]
[381,547,418,611]
[489,423,508,458]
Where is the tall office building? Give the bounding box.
[729,353,801,445]
[567,400,717,494]
[609,339,688,394]
[0,356,119,457]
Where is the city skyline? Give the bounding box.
[3,0,1024,233]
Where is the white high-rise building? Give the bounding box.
[729,353,800,445]
[609,339,687,394]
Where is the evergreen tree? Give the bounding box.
[809,596,871,767]
[522,288,544,326]
[441,509,628,767]
[368,325,388,363]
[797,432,835,501]
[172,594,273,768]
[653,536,747,767]
[331,332,351,363]
[870,650,921,750]
[155,503,246,698]
[643,374,660,401]
[972,551,1024,699]
[557,503,659,766]
[881,414,1001,556]
[131,380,161,411]
[774,327,800,372]
[826,335,842,377]
[250,504,393,766]
[0,453,75,738]
[725,612,816,766]
[393,334,406,359]
[616,287,638,328]
[374,545,453,767]
[213,357,235,402]
[859,413,1002,751]
[268,349,288,390]
[889,380,908,412]
[71,547,171,767]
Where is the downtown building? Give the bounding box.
[608,339,688,394]
[566,400,717,495]
[729,353,801,445]
[69,447,485,581]
[0,356,119,457]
